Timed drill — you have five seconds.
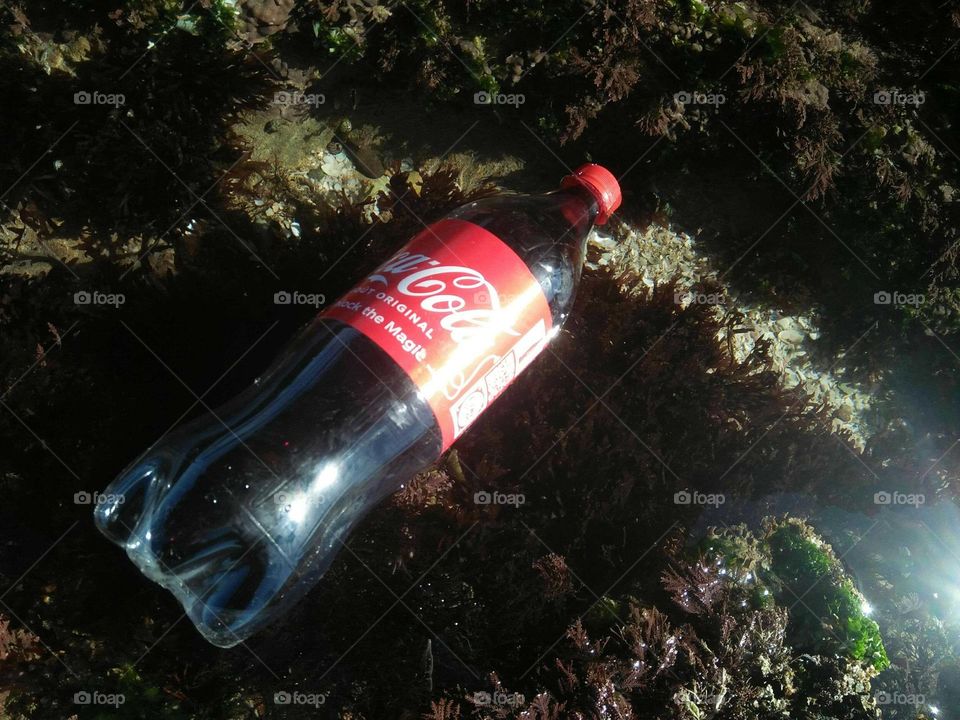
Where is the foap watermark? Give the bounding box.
[699,694,725,711]
[273,690,328,707]
[474,490,525,507]
[474,90,525,107]
[474,290,524,305]
[874,490,924,507]
[874,691,926,707]
[74,491,125,506]
[74,90,125,107]
[74,290,125,307]
[473,691,525,707]
[674,290,724,306]
[874,290,924,307]
[674,90,726,107]
[73,691,125,708]
[274,290,326,308]
[873,89,925,106]
[674,490,725,507]
[274,490,327,510]
[273,90,325,107]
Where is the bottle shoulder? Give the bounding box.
[446,190,596,326]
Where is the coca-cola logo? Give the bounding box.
[369,251,520,343]
[322,218,552,450]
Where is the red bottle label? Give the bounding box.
[321,218,553,450]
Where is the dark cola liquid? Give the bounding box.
[94,186,598,647]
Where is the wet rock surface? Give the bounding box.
[0,3,957,718]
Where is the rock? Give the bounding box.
[836,401,853,422]
[778,329,805,345]
[238,0,295,44]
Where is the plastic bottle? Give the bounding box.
[94,164,622,647]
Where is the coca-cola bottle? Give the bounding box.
[94,164,622,647]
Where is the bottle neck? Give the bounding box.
[555,185,601,244]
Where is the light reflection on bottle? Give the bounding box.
[287,495,310,524]
[284,462,339,525]
[312,462,339,493]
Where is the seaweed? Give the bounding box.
[766,520,890,672]
[428,519,891,719]
[0,3,957,717]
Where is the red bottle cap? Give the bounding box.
[561,163,622,225]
